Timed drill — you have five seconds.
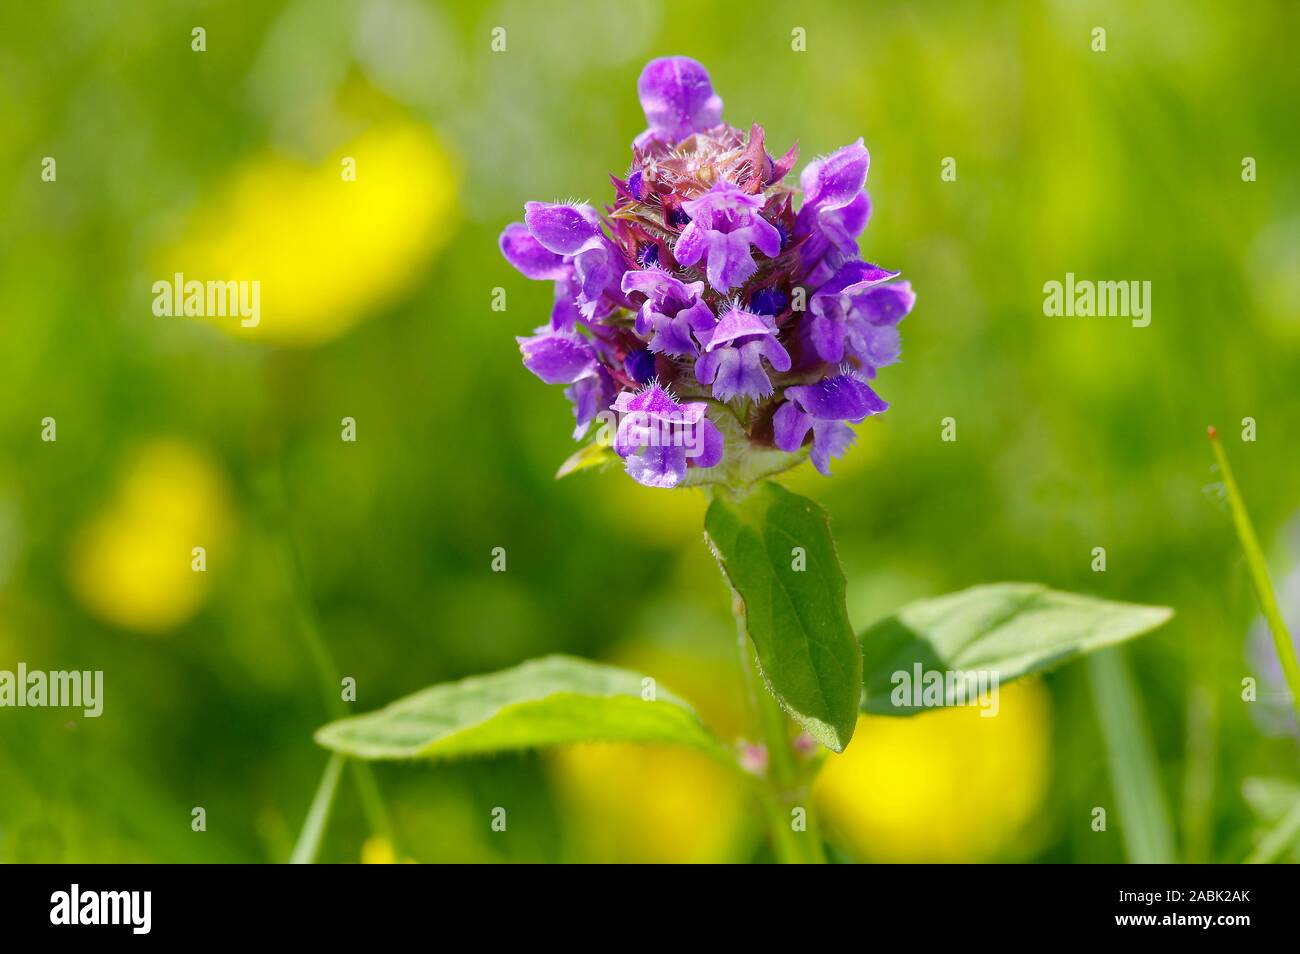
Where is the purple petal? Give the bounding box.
[809,420,857,476]
[549,268,583,331]
[673,222,707,267]
[826,191,872,248]
[704,343,776,401]
[800,139,870,213]
[500,223,568,280]
[854,281,915,326]
[524,202,603,256]
[815,260,901,299]
[647,311,700,357]
[686,411,724,469]
[852,324,901,370]
[516,329,596,385]
[786,373,888,422]
[620,266,678,299]
[705,307,773,350]
[807,310,845,364]
[755,334,792,373]
[705,231,758,291]
[748,218,783,259]
[565,367,615,439]
[625,444,689,488]
[637,57,723,145]
[773,400,813,453]
[681,181,764,223]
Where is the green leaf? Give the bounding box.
[554,441,616,479]
[704,481,861,752]
[314,655,735,767]
[859,583,1173,715]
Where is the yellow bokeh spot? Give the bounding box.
[69,440,232,634]
[814,679,1051,862]
[167,122,458,346]
[360,836,413,864]
[549,742,754,864]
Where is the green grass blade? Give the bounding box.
[1208,427,1300,730]
[1087,649,1177,863]
[1245,798,1300,864]
[290,753,344,864]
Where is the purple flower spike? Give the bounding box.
[612,383,723,488]
[499,58,912,486]
[695,306,792,402]
[621,267,715,356]
[524,202,624,320]
[635,56,724,149]
[774,371,888,476]
[675,182,782,292]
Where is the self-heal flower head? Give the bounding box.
[675,182,783,292]
[499,57,914,488]
[612,382,723,488]
[774,371,888,476]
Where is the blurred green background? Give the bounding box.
[2,0,1298,863]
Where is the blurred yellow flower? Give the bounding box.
[69,440,233,634]
[814,679,1051,862]
[548,645,755,863]
[550,742,753,864]
[166,122,458,346]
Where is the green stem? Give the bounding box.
[290,753,344,864]
[731,596,827,864]
[1208,427,1300,731]
[260,460,399,853]
[277,523,398,848]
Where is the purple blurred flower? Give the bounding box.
[675,182,783,292]
[612,382,723,488]
[774,371,888,475]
